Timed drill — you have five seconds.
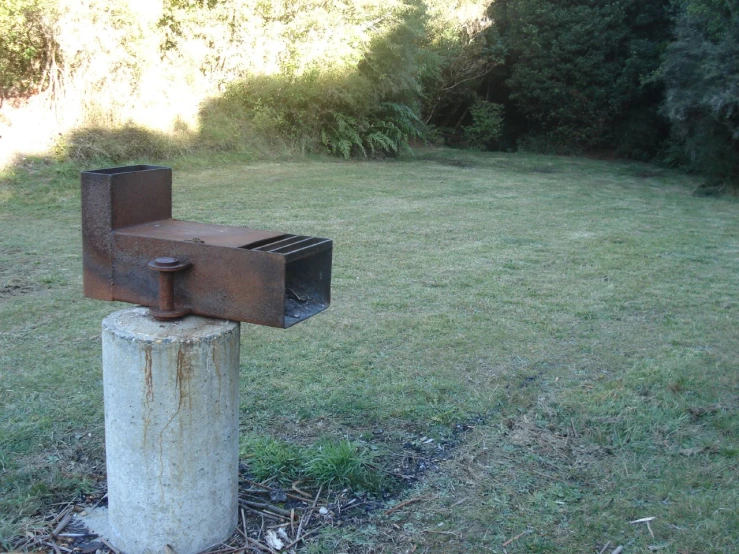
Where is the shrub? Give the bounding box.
[463,98,504,149]
[660,0,739,186]
[321,103,424,159]
[205,59,425,159]
[60,125,191,164]
[0,0,58,103]
[485,0,671,155]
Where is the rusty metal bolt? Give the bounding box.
[148,257,192,320]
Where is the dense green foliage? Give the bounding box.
[1,0,738,184]
[661,0,739,186]
[487,0,630,152]
[463,98,504,149]
[484,0,671,155]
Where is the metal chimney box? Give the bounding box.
[81,165,332,327]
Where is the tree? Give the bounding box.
[661,0,739,186]
[613,0,673,160]
[419,0,500,138]
[484,0,671,155]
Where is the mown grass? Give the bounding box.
[1,149,738,552]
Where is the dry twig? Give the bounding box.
[240,505,284,522]
[89,492,108,511]
[502,529,532,547]
[385,495,431,515]
[449,496,469,508]
[201,547,241,554]
[242,478,312,503]
[282,523,327,551]
[51,513,72,538]
[631,516,656,538]
[100,536,121,554]
[241,508,248,541]
[294,485,322,544]
[44,540,63,554]
[51,503,74,525]
[239,500,292,518]
[291,482,312,499]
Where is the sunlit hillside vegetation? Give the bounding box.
[1,0,738,187]
[0,0,493,163]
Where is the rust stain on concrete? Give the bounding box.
[212,347,222,415]
[176,344,193,412]
[142,345,153,446]
[144,347,154,403]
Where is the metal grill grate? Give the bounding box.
[244,235,332,258]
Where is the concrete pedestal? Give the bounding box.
[101,307,240,554]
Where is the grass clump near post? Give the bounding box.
[241,437,307,484]
[305,440,384,492]
[241,437,385,493]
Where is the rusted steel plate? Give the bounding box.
[115,219,285,248]
[81,165,332,328]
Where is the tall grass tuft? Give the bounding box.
[60,125,192,164]
[241,437,385,492]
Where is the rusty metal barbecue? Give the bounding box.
[82,165,332,327]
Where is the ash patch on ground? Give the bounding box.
[5,417,486,553]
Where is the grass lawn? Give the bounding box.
[1,149,738,552]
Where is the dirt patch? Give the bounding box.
[0,279,40,299]
[508,415,604,461]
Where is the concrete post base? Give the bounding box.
[100,307,240,554]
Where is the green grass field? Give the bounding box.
[1,149,738,552]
